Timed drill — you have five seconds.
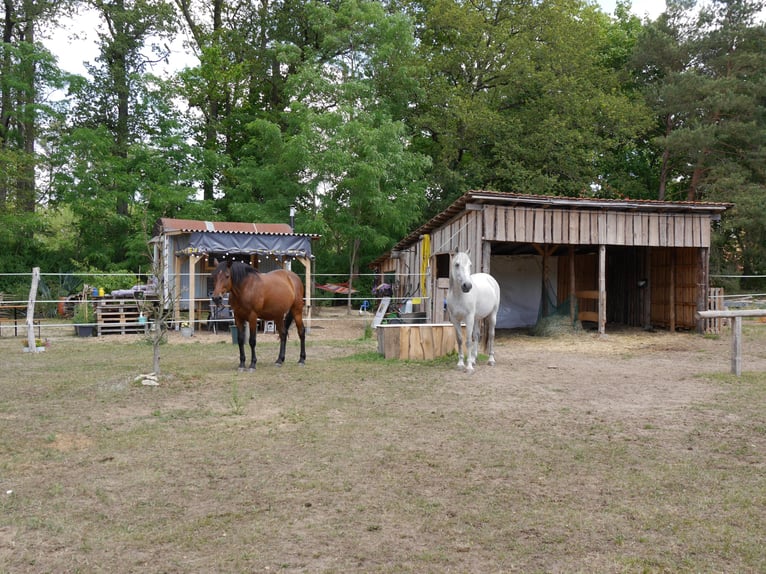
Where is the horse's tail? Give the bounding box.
[284,310,294,333]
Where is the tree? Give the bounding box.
[633,0,765,202]
[277,0,430,289]
[47,0,208,268]
[0,1,77,282]
[632,0,766,286]
[403,0,651,212]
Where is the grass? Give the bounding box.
[1,325,766,572]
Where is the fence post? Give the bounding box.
[26,267,40,351]
[697,309,766,376]
[731,316,742,377]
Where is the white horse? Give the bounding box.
[446,251,500,373]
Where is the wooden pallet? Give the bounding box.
[95,299,146,336]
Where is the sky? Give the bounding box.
[47,0,668,78]
[600,0,667,19]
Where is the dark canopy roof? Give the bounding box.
[157,218,320,259]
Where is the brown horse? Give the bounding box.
[211,260,306,371]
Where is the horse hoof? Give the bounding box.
[275,362,283,368]
[248,367,256,373]
[298,361,306,367]
[238,368,245,373]
[487,359,496,367]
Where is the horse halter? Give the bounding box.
[212,268,230,306]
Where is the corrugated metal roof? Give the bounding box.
[158,218,317,237]
[371,190,733,266]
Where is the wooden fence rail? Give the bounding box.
[696,309,766,376]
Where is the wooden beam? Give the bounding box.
[598,245,606,334]
[188,255,201,331]
[732,316,742,376]
[696,247,709,334]
[569,247,576,324]
[694,310,766,376]
[174,252,182,326]
[670,249,676,332]
[697,309,766,319]
[297,256,312,334]
[643,247,652,329]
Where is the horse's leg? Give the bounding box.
[236,319,247,372]
[486,312,497,366]
[451,318,465,370]
[293,311,306,365]
[274,317,287,366]
[465,313,478,373]
[248,318,258,372]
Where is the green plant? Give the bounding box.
[72,302,94,324]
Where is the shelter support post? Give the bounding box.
[174,253,182,326]
[670,250,676,332]
[188,255,202,330]
[569,247,576,324]
[297,256,312,333]
[643,247,652,330]
[696,247,709,334]
[533,244,555,318]
[598,245,606,335]
[481,241,491,274]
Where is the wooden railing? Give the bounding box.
[696,309,766,376]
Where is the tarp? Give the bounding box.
[316,282,358,295]
[175,232,314,258]
[491,255,558,328]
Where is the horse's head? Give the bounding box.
[211,259,233,305]
[451,251,473,293]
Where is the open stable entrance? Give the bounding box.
[372,191,730,334]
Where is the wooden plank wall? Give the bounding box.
[650,248,699,329]
[383,205,713,331]
[484,206,711,248]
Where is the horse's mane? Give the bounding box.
[228,261,258,286]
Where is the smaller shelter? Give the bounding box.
[371,191,732,334]
[152,218,320,329]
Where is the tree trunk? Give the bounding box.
[347,236,360,313]
[18,10,35,212]
[657,115,673,201]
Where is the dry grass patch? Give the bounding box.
[1,317,765,572]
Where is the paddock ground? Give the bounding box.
[1,310,765,572]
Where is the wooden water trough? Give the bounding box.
[377,323,457,360]
[697,309,766,376]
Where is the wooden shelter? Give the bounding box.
[152,218,320,330]
[371,191,731,334]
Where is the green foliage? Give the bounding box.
[72,302,94,324]
[1,0,765,285]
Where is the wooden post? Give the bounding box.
[297,256,313,334]
[482,240,491,274]
[569,246,576,324]
[189,255,201,331]
[643,247,652,330]
[697,309,766,376]
[696,247,709,334]
[174,253,182,326]
[26,267,40,351]
[598,244,606,335]
[731,316,742,376]
[541,246,549,318]
[669,249,676,332]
